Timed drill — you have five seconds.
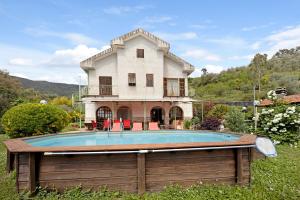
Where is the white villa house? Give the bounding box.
[80,28,195,129]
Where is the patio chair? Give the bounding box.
[103,119,110,130]
[148,122,160,131]
[132,122,143,131]
[91,120,97,130]
[111,122,121,132]
[123,119,131,130]
[114,119,120,123]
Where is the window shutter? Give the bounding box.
[137,49,144,58]
[163,78,167,96]
[146,74,153,87]
[179,78,185,97]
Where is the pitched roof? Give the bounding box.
[259,94,300,106]
[80,28,195,74]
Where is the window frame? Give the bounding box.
[128,73,136,86]
[146,74,154,87]
[136,49,144,58]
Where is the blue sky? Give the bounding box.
[1,0,300,84]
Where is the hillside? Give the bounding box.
[13,76,79,97]
[189,47,300,101]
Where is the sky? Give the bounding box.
[1,0,300,84]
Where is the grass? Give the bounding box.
[0,134,299,200]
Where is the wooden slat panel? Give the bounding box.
[137,154,145,194]
[38,154,138,193]
[40,169,137,180]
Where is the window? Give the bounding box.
[167,79,179,96]
[99,76,112,95]
[137,49,144,58]
[146,74,153,87]
[128,73,136,86]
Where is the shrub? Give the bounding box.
[183,120,192,130]
[191,116,201,130]
[257,105,300,143]
[1,103,69,138]
[201,117,221,130]
[225,107,247,133]
[207,104,229,119]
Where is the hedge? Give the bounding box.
[1,103,69,138]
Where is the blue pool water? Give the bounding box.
[25,131,240,147]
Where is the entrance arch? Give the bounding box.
[96,106,112,129]
[150,106,165,125]
[169,106,183,125]
[117,106,131,120]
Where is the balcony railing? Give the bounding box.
[80,85,118,97]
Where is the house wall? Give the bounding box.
[89,54,118,95]
[84,101,193,124]
[87,36,189,99]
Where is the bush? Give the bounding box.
[207,104,229,119]
[257,105,300,143]
[201,117,221,130]
[191,116,201,130]
[1,103,69,138]
[225,107,247,133]
[183,120,192,129]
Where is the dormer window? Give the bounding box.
[137,49,144,58]
[128,73,136,86]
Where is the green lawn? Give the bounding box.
[0,134,299,200]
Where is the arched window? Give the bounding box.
[169,106,183,125]
[96,106,112,129]
[117,106,131,120]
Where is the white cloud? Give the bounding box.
[8,58,32,66]
[190,65,224,77]
[136,16,174,29]
[228,55,253,61]
[10,73,28,79]
[155,31,198,41]
[207,37,247,47]
[182,49,221,61]
[24,27,98,45]
[0,43,108,84]
[44,44,100,66]
[103,5,151,15]
[242,22,274,32]
[264,25,300,55]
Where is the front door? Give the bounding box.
[150,107,164,124]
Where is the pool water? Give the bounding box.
[25,131,240,147]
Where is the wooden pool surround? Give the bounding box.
[4,133,259,194]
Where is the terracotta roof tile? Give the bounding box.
[260,94,300,106]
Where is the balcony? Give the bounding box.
[81,85,118,97]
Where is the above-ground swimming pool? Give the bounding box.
[25,131,240,147]
[4,130,259,194]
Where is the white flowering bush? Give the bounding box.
[258,105,300,143]
[267,90,278,101]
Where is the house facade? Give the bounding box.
[80,28,195,129]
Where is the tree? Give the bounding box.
[201,67,208,76]
[249,53,268,99]
[0,70,20,116]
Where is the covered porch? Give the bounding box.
[84,99,193,130]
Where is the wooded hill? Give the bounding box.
[13,76,78,97]
[189,47,300,101]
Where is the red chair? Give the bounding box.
[103,119,110,130]
[149,122,160,130]
[91,120,97,130]
[114,119,120,123]
[123,119,131,130]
